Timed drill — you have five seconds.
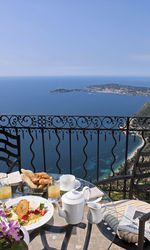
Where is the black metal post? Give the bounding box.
[69,129,72,174]
[83,222,92,250]
[41,128,46,172]
[97,129,100,182]
[123,117,129,199]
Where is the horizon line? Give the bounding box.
[1,75,150,78]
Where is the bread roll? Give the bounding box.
[21,169,53,189]
[41,173,50,179]
[31,177,40,184]
[38,184,46,189]
[21,169,35,178]
[35,172,45,177]
[21,174,37,189]
[39,178,51,185]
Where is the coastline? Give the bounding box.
[101,133,144,179]
[116,133,144,176]
[50,83,150,97]
[127,135,144,161]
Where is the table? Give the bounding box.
[14,174,118,250]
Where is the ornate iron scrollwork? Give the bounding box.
[1,114,150,184]
[0,115,129,129]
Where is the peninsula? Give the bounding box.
[50,83,150,96]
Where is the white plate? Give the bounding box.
[5,195,54,232]
[60,179,81,191]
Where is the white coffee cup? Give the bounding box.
[60,174,75,191]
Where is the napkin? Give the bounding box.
[84,187,104,200]
[8,171,22,186]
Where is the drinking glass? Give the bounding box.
[48,180,60,202]
[0,178,12,200]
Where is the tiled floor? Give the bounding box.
[28,197,150,249]
[28,207,124,250]
[110,246,124,250]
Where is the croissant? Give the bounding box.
[41,173,50,179]
[35,172,46,177]
[39,178,51,185]
[21,169,35,179]
[21,174,37,189]
[31,177,40,184]
[38,184,46,189]
[21,169,53,189]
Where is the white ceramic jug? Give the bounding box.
[87,202,102,224]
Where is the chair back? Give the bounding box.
[0,129,21,173]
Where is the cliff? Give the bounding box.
[135,101,150,117]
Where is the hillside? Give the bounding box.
[135,101,150,116]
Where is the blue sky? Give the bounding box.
[0,0,150,76]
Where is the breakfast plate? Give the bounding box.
[5,195,54,232]
[60,179,81,191]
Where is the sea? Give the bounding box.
[1,75,150,115]
[1,76,150,179]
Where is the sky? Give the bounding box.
[0,0,150,77]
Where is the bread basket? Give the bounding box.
[21,169,53,194]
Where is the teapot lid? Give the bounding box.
[62,190,84,205]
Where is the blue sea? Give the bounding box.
[1,76,150,178]
[1,76,150,115]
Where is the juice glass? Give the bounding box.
[48,180,60,202]
[0,184,12,200]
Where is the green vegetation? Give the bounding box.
[135,101,150,117]
[97,101,150,201]
[109,191,129,200]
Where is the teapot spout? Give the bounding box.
[53,200,67,219]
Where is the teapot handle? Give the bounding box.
[82,186,91,201]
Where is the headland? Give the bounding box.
[50,83,150,96]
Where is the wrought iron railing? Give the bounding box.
[1,114,150,199]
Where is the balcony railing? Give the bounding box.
[1,114,150,200]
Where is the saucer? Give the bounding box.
[60,179,81,191]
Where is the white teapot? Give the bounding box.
[54,187,90,225]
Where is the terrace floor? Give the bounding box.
[29,206,123,250]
